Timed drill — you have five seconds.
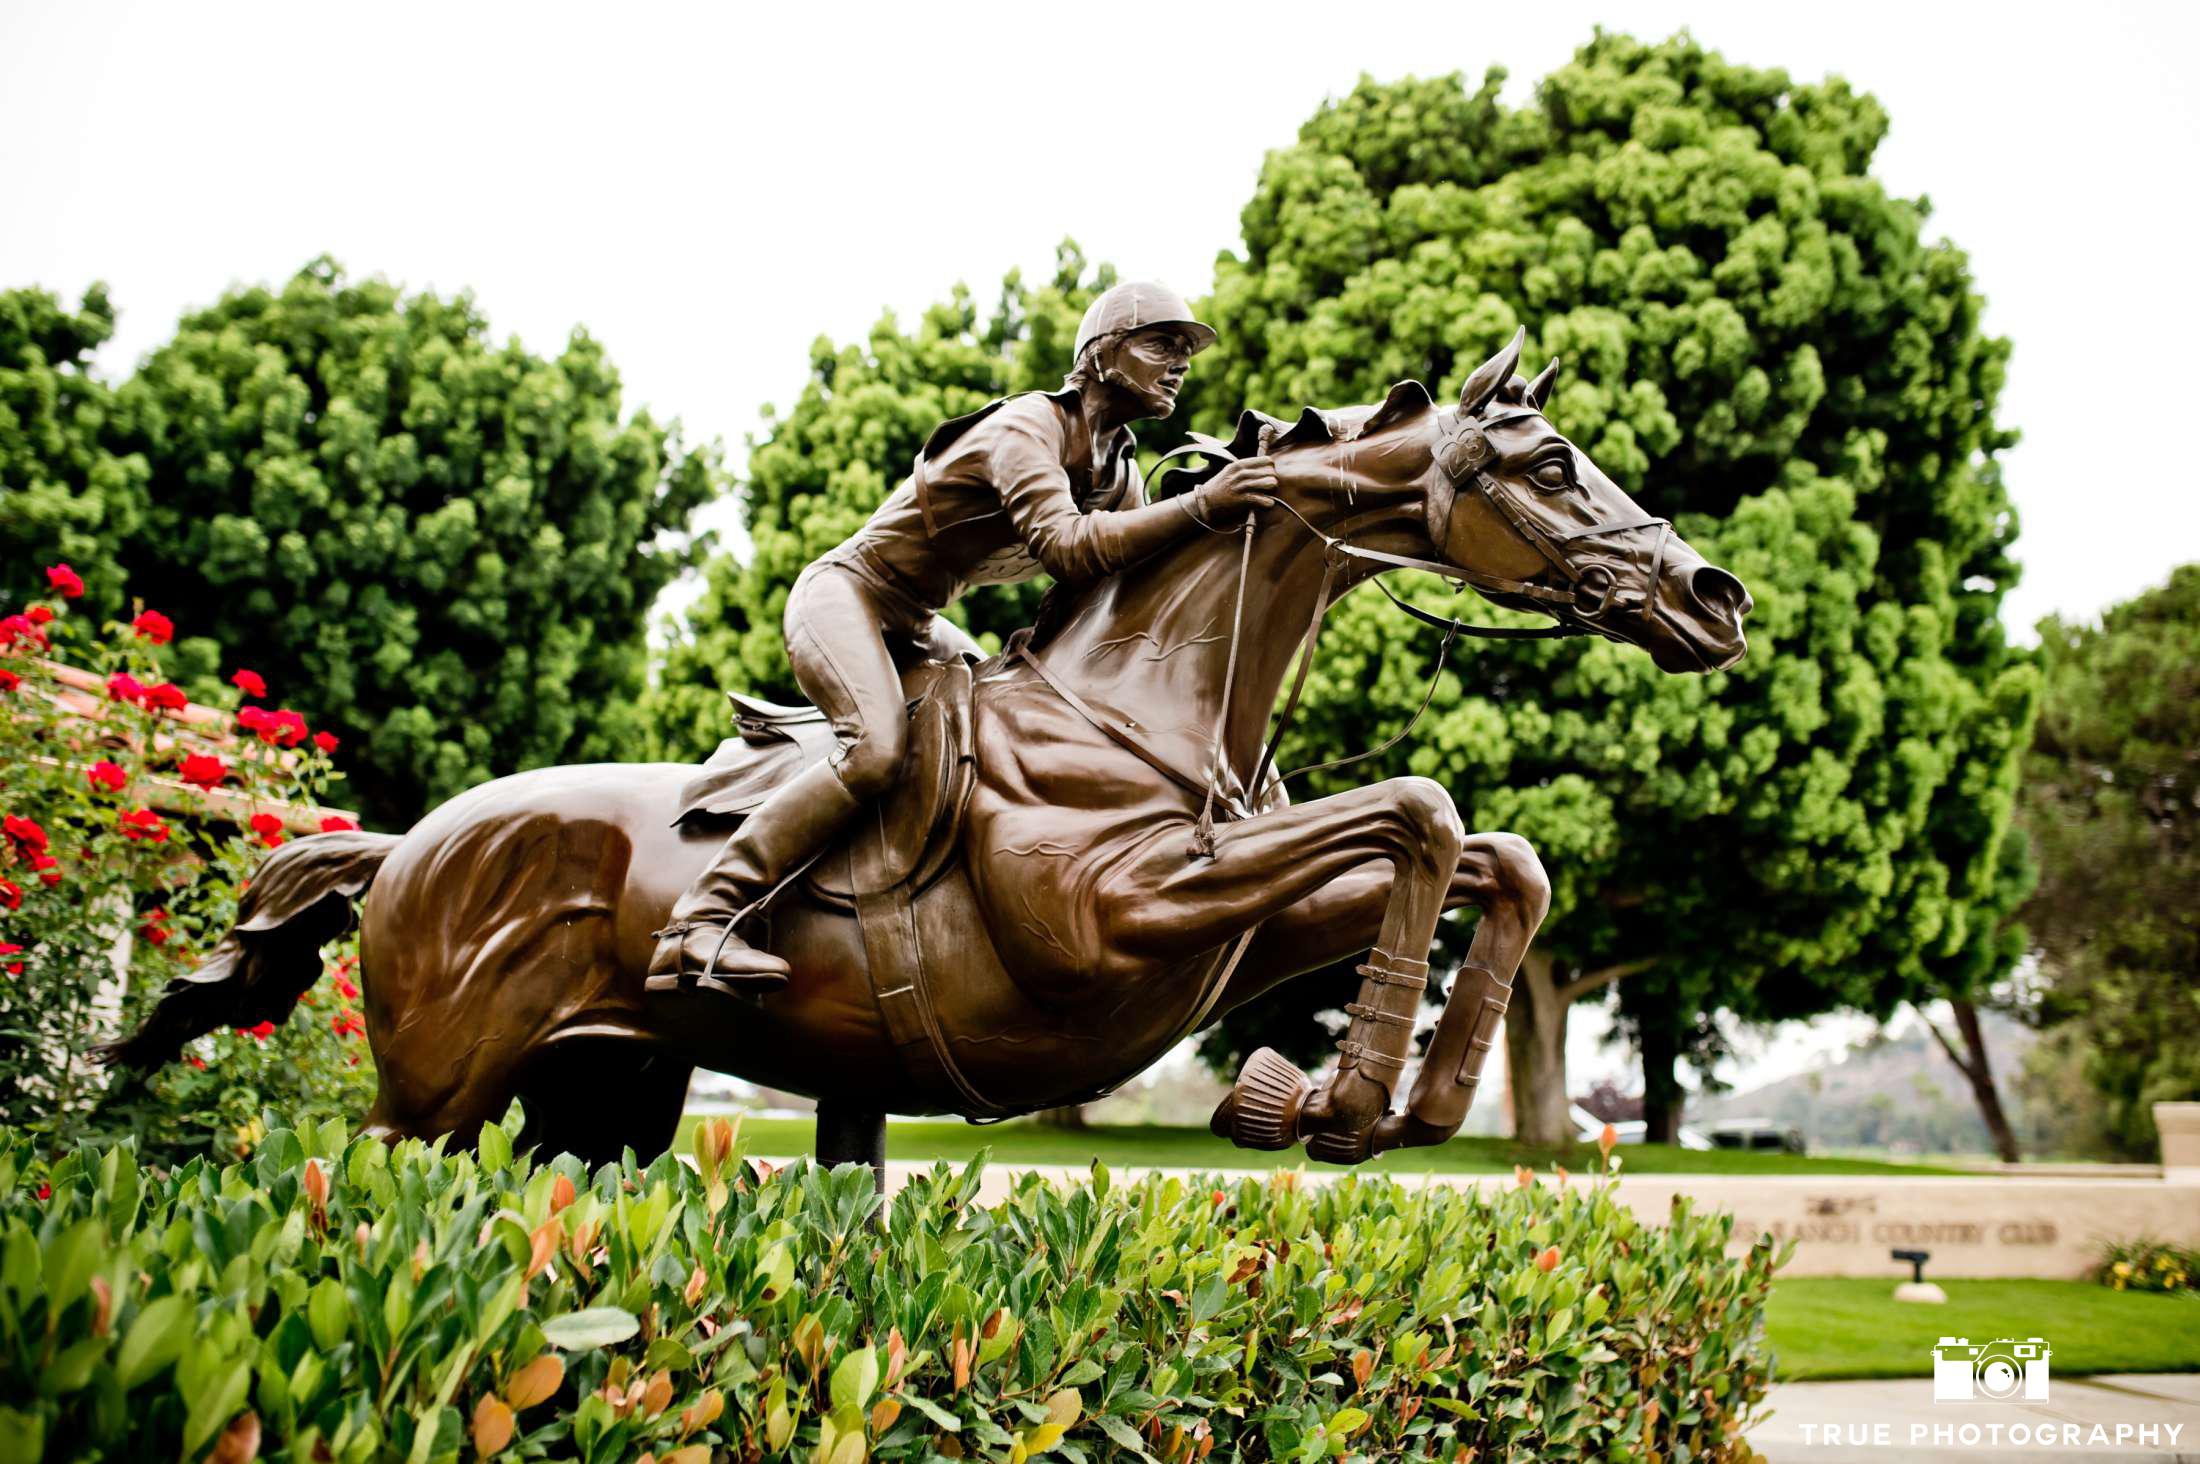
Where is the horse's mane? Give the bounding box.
[1026,379,1450,647]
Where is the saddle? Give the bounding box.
[672,659,976,904]
[674,659,1005,1114]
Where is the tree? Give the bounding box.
[110,258,721,828]
[647,243,1114,759]
[2016,565,2200,1159]
[1183,34,2038,1142]
[0,285,148,622]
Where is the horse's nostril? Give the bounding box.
[1690,565,1750,620]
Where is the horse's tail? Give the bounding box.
[93,829,401,1070]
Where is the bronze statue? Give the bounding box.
[100,324,1751,1173]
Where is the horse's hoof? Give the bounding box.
[1304,1126,1375,1166]
[1212,1047,1311,1151]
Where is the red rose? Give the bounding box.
[26,606,52,626]
[4,814,48,854]
[313,730,339,754]
[177,754,228,790]
[187,1055,206,1070]
[35,1183,49,1201]
[249,811,286,848]
[106,673,146,703]
[237,706,274,739]
[272,709,308,747]
[0,614,45,651]
[318,815,358,833]
[0,669,18,693]
[131,609,174,644]
[332,1009,365,1038]
[238,1020,276,1041]
[45,564,84,599]
[143,682,188,713]
[140,909,170,944]
[0,877,20,910]
[231,668,267,698]
[85,761,127,792]
[30,853,59,886]
[0,942,22,976]
[335,975,359,1000]
[118,808,169,843]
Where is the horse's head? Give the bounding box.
[1420,329,1751,673]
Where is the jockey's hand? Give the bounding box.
[1198,456,1278,518]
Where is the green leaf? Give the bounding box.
[1093,1415,1157,1461]
[42,1336,104,1394]
[42,1217,102,1318]
[477,1121,512,1173]
[0,1406,44,1464]
[830,1345,879,1411]
[306,1278,350,1352]
[897,1391,962,1430]
[115,1294,192,1389]
[181,1357,250,1457]
[540,1307,640,1351]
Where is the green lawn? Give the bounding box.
[672,1114,1965,1176]
[1764,1279,2200,1379]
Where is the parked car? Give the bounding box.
[1705,1118,1807,1154]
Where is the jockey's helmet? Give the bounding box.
[1074,282,1218,364]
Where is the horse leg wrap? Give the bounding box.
[1302,950,1427,1164]
[1401,962,1511,1134]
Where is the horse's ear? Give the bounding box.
[1525,357,1560,410]
[1460,327,1526,416]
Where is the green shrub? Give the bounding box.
[0,1117,1780,1462]
[2094,1238,2198,1295]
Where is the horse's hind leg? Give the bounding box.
[361,1053,525,1151]
[515,1039,691,1169]
[1088,777,1465,1160]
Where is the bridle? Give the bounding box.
[1012,398,1676,863]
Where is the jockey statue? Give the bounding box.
[648,281,1279,999]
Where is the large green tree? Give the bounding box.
[113,258,722,828]
[2016,566,2200,1159]
[648,245,1113,759]
[1183,34,2039,1141]
[0,285,148,621]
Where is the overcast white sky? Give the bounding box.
[6,0,2196,641]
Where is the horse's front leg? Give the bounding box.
[1096,776,1463,1163]
[1199,832,1549,1161]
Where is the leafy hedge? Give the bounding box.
[0,1117,1782,1462]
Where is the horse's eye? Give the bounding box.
[1530,460,1571,490]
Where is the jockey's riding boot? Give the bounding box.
[646,761,863,999]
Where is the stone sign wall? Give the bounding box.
[851,1157,2200,1280]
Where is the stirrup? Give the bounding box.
[645,916,788,998]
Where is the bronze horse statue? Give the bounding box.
[103,331,1749,1167]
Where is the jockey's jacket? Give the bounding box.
[822,385,1151,618]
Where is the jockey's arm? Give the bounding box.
[990,409,1223,586]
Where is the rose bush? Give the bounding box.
[0,567,375,1161]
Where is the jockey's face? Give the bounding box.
[1105,328,1196,419]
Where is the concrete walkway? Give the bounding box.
[1754,1374,2200,1462]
